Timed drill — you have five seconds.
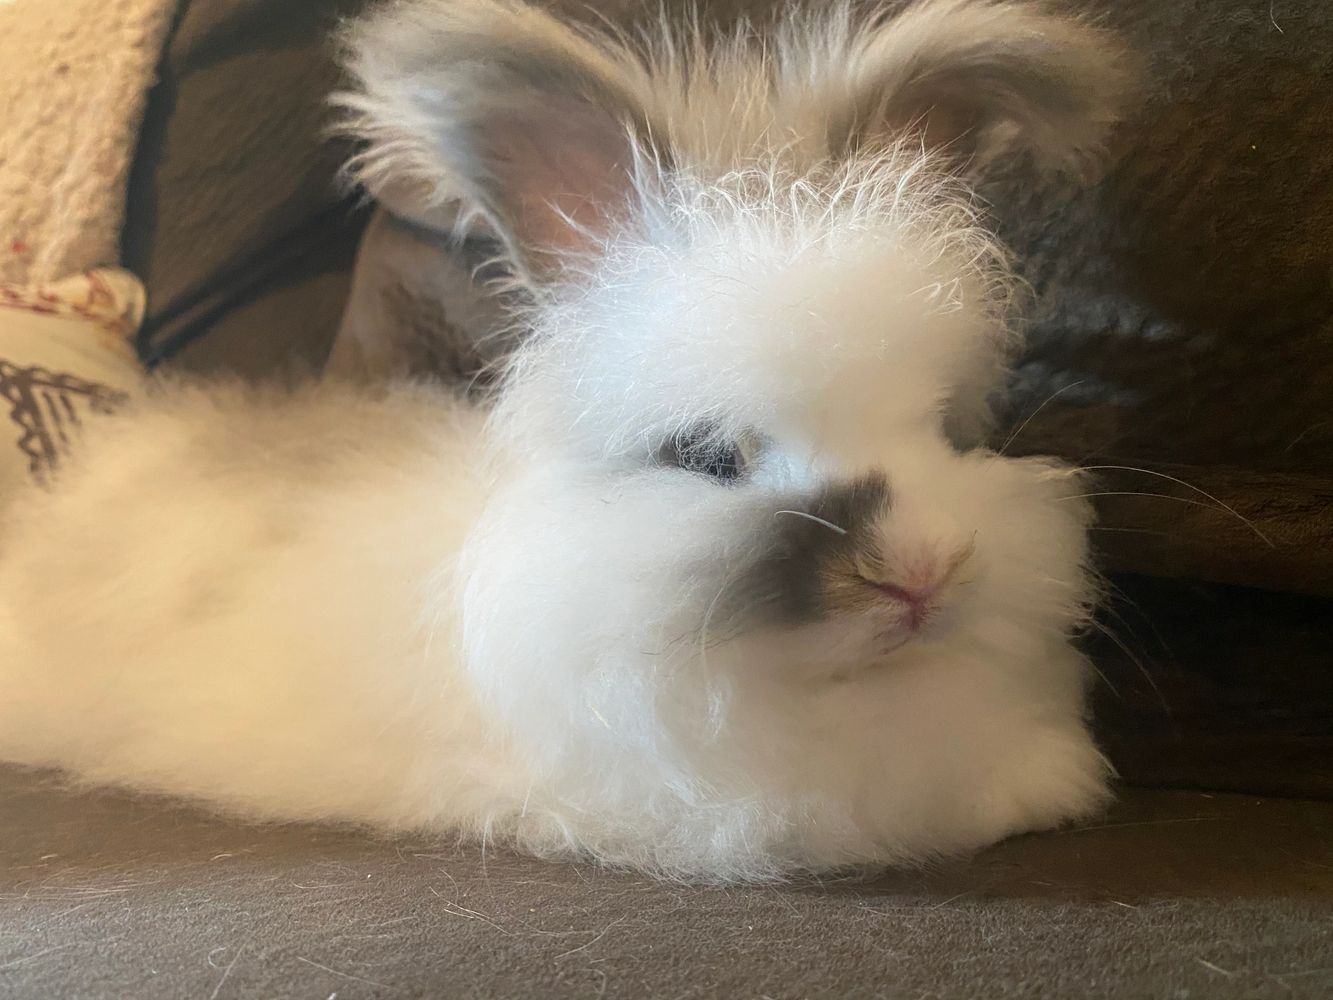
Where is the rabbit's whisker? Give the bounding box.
[774,510,847,536]
[1077,465,1274,547]
[1061,489,1272,547]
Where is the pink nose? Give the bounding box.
[867,580,937,631]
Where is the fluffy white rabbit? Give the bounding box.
[0,0,1129,881]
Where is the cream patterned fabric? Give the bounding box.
[0,269,145,496]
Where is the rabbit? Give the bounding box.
[0,0,1130,881]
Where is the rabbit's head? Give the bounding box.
[343,0,1125,875]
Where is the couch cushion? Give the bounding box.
[124,0,375,373]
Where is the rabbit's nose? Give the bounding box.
[864,579,938,631]
[862,537,975,631]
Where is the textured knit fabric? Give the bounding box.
[0,0,178,284]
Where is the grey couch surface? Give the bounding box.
[3,767,1331,999]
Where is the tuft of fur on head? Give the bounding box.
[493,143,1018,463]
[335,0,1133,282]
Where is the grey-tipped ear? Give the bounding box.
[336,0,649,281]
[832,0,1134,173]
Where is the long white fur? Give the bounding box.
[0,0,1122,881]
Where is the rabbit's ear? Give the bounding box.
[339,0,649,281]
[829,0,1132,173]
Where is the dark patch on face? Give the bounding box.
[715,473,893,632]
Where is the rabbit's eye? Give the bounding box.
[658,427,753,482]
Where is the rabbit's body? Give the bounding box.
[0,0,1129,880]
[0,381,1103,881]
